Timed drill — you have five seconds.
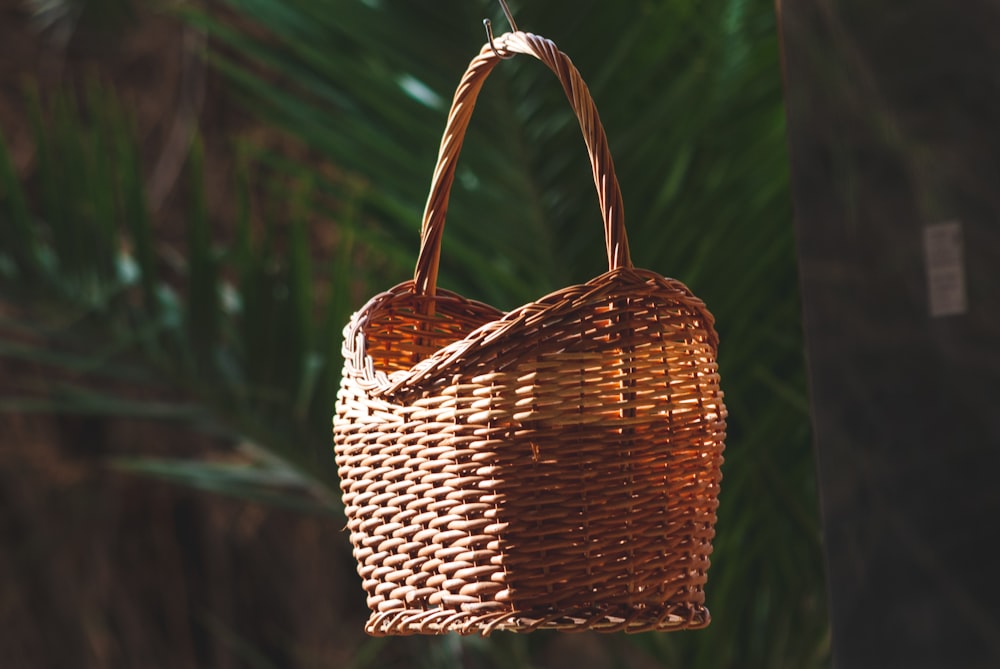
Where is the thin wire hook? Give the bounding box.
[498,0,518,32]
[484,0,519,59]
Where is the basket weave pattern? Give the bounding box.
[335,31,726,636]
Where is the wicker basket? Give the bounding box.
[334,30,726,636]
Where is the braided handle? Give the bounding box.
[413,31,632,296]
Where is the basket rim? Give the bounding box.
[342,266,719,398]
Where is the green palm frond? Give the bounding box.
[0,1,829,666]
[184,1,825,665]
[1,85,341,507]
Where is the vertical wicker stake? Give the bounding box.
[335,24,726,636]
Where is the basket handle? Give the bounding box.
[413,31,632,297]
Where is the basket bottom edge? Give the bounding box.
[364,604,711,636]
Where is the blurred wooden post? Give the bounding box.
[779,1,1000,667]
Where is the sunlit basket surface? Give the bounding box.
[334,31,726,636]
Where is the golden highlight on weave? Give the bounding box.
[334,30,726,636]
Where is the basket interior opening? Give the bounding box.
[362,299,501,373]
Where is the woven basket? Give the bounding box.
[334,30,726,636]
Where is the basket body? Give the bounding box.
[335,269,725,635]
[334,31,726,636]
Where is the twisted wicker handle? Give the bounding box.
[413,31,632,296]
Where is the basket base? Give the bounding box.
[365,604,711,636]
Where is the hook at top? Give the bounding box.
[484,0,519,59]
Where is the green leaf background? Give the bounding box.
[0,0,828,666]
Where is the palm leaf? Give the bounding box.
[0,0,829,665]
[186,0,827,666]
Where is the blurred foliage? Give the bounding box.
[0,84,342,510]
[0,0,829,667]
